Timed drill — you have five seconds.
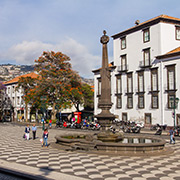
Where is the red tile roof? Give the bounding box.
[112,15,180,39]
[166,46,180,54]
[3,72,39,85]
[156,46,180,59]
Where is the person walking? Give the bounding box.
[49,119,52,129]
[24,124,30,140]
[169,127,175,144]
[32,124,37,140]
[42,128,48,147]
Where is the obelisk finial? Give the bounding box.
[100,30,109,44]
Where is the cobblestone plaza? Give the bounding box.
[0,123,180,180]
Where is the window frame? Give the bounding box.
[151,94,159,109]
[168,93,176,109]
[176,26,180,40]
[116,75,122,94]
[138,94,144,109]
[122,112,128,121]
[127,95,133,109]
[138,71,144,93]
[121,36,126,49]
[121,55,127,71]
[143,48,151,67]
[116,95,122,109]
[151,68,158,92]
[166,65,176,91]
[143,28,150,43]
[145,113,152,124]
[127,72,133,94]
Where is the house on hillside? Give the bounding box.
[93,15,180,127]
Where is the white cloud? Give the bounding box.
[1,38,101,78]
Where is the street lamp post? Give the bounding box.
[170,96,179,128]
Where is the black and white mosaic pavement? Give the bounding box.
[0,123,180,180]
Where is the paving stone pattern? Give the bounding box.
[0,124,180,180]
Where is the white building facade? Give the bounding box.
[94,15,180,127]
[4,72,84,122]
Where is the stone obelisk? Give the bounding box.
[96,30,115,130]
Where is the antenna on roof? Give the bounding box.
[135,20,140,25]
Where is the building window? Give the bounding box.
[122,113,127,121]
[167,65,175,90]
[116,75,122,109]
[120,55,127,71]
[8,87,10,94]
[127,95,133,109]
[17,96,20,105]
[12,86,15,94]
[176,26,180,40]
[143,48,151,67]
[116,75,122,94]
[127,73,133,93]
[143,28,150,42]
[145,113,151,124]
[97,78,101,97]
[168,94,176,109]
[121,37,126,49]
[138,95,144,109]
[116,95,122,109]
[152,94,158,109]
[138,71,144,92]
[151,68,158,91]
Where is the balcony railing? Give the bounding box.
[135,87,145,94]
[164,85,177,92]
[148,86,159,93]
[117,65,128,72]
[139,60,152,68]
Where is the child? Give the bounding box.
[42,129,48,147]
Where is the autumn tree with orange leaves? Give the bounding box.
[17,51,93,121]
[34,51,81,120]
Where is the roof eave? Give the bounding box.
[112,17,180,39]
[156,51,180,59]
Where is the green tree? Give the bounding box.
[68,77,94,111]
[81,83,94,110]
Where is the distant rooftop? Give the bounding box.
[3,72,39,85]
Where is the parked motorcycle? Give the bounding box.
[155,127,162,135]
[55,120,63,128]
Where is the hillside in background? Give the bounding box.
[0,64,93,86]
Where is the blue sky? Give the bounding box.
[0,0,180,78]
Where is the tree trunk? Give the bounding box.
[51,102,56,120]
[25,103,28,122]
[36,109,38,123]
[75,103,80,112]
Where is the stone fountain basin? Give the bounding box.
[55,133,171,156]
